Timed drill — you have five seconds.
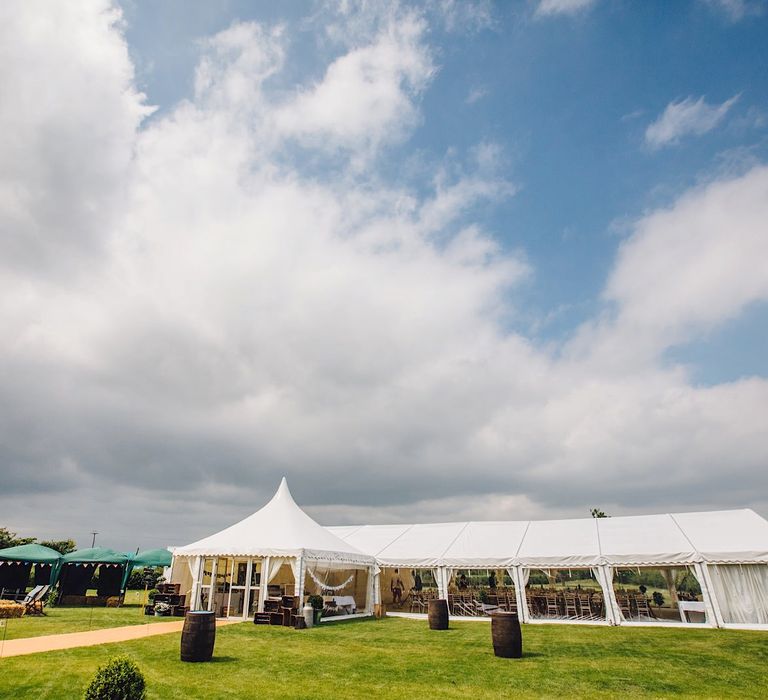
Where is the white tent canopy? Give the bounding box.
[174,478,373,566]
[328,509,768,568]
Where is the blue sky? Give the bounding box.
[1,0,767,548]
[122,0,768,379]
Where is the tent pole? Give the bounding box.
[513,566,528,623]
[294,555,304,599]
[695,562,723,628]
[373,567,381,608]
[208,557,217,612]
[257,556,270,613]
[191,556,202,610]
[244,559,253,620]
[598,565,620,625]
[437,566,447,600]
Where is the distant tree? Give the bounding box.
[0,527,35,549]
[40,539,77,554]
[0,528,77,553]
[590,508,609,518]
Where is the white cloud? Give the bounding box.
[275,12,434,159]
[566,165,768,372]
[535,0,598,18]
[0,3,767,547]
[432,0,495,33]
[0,0,153,277]
[701,0,766,22]
[645,95,739,149]
[465,86,488,104]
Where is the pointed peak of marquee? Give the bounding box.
[267,476,296,509]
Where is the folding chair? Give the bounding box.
[23,585,49,615]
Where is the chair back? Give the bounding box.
[23,585,43,604]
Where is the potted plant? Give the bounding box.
[307,594,324,625]
[154,602,172,617]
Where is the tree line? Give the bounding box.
[0,526,77,555]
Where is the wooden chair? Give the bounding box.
[563,592,579,618]
[545,593,559,617]
[634,593,652,619]
[617,592,632,619]
[447,594,460,615]
[409,592,425,613]
[577,594,593,619]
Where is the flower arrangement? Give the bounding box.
[153,602,171,616]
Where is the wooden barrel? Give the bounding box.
[491,611,522,658]
[180,611,216,662]
[428,598,449,630]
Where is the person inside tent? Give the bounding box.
[458,573,469,590]
[391,569,405,605]
[412,570,423,592]
[488,571,497,589]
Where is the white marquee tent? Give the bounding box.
[171,479,767,628]
[329,509,768,629]
[172,479,376,619]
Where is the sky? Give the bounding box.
[1,0,767,551]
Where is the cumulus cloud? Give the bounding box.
[645,95,739,149]
[535,0,598,18]
[566,166,768,369]
[0,1,153,277]
[701,0,766,22]
[0,2,767,547]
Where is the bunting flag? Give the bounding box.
[307,567,354,592]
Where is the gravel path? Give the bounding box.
[0,618,239,658]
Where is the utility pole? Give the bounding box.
[91,531,98,547]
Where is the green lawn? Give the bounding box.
[1,617,767,698]
[1,591,172,640]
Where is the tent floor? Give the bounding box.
[387,612,722,628]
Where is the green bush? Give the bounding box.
[46,586,59,608]
[126,568,162,590]
[307,594,324,610]
[83,657,146,700]
[677,572,702,596]
[147,588,159,602]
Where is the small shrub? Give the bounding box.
[83,656,146,700]
[46,586,59,608]
[147,588,159,602]
[652,591,665,607]
[307,594,324,610]
[0,600,24,618]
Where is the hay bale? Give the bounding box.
[0,600,25,618]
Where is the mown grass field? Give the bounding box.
[1,617,767,699]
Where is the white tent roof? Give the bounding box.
[174,478,373,566]
[328,509,768,568]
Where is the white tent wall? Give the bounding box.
[707,564,768,626]
[169,556,195,607]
